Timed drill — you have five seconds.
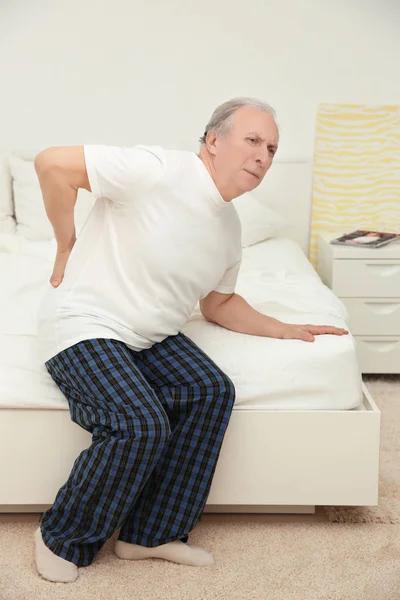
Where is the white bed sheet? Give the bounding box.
[0,234,363,411]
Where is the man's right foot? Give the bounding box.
[34,527,79,583]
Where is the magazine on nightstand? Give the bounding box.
[330,229,400,248]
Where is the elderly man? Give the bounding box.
[34,97,347,583]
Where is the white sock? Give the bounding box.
[114,539,214,567]
[34,527,79,583]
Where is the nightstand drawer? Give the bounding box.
[342,298,400,335]
[354,336,400,373]
[333,260,400,297]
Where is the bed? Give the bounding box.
[0,233,380,514]
[0,153,381,514]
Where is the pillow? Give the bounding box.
[0,155,16,233]
[232,192,288,248]
[8,154,96,240]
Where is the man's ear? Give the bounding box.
[206,131,218,156]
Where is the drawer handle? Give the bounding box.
[364,301,400,315]
[365,264,400,277]
[362,340,400,353]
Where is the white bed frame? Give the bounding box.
[0,382,380,514]
[0,157,381,514]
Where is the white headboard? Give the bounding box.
[250,157,313,257]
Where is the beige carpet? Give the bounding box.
[0,375,399,600]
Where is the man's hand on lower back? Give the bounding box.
[50,235,76,288]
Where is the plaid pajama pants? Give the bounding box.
[39,333,235,567]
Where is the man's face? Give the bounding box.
[211,106,279,196]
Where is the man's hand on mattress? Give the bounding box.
[50,237,76,288]
[200,293,349,342]
[281,324,349,343]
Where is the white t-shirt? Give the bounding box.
[37,145,242,363]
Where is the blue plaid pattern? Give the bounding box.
[39,334,235,567]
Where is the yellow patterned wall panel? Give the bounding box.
[309,104,400,266]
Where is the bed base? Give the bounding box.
[0,383,380,513]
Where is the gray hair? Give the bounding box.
[199,97,278,145]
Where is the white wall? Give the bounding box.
[1,0,399,249]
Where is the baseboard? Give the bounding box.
[0,504,316,515]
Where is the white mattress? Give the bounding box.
[0,234,363,411]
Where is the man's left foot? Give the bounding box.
[114,539,214,567]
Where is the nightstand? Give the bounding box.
[316,231,400,374]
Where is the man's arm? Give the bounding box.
[34,146,91,249]
[34,146,91,286]
[200,292,348,342]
